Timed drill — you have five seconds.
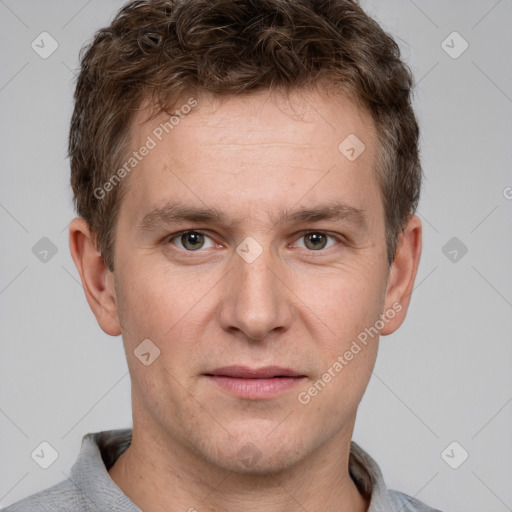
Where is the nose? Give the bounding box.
[217,242,294,341]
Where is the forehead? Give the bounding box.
[119,88,382,227]
[132,88,376,149]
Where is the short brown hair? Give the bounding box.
[69,0,421,271]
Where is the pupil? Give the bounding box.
[183,232,203,250]
[306,233,326,250]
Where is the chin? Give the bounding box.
[199,426,313,476]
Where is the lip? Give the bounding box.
[204,366,306,400]
[206,365,304,379]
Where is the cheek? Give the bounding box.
[295,261,386,331]
[114,263,219,368]
[295,269,386,393]
[303,274,382,412]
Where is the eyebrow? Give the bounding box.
[137,200,368,233]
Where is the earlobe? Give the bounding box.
[380,214,422,336]
[68,217,122,336]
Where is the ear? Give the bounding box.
[380,214,422,336]
[68,217,121,336]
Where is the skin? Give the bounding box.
[69,87,422,512]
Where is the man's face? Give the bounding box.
[110,89,394,472]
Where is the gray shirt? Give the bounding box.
[2,429,442,511]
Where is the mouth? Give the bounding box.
[205,365,305,379]
[203,366,306,399]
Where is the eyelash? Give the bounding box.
[166,230,345,253]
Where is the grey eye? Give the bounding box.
[171,231,214,251]
[303,232,328,250]
[293,232,339,251]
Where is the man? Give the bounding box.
[3,0,441,510]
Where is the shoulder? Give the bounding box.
[1,429,134,512]
[1,478,88,512]
[387,489,444,512]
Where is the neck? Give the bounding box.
[108,423,370,512]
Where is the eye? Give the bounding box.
[169,230,216,251]
[167,230,342,253]
[292,232,340,251]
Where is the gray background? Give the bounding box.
[1,1,511,510]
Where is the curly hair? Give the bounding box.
[69,0,421,271]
